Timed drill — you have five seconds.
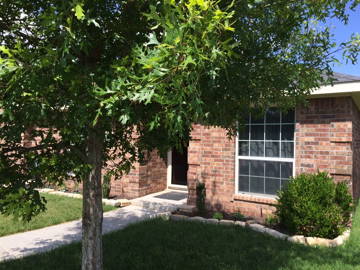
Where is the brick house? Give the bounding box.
[109,72,360,218]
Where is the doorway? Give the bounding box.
[167,148,188,187]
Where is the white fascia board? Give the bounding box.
[310,81,360,96]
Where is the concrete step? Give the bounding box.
[131,190,188,213]
[132,200,181,212]
[167,185,188,192]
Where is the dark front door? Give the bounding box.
[171,148,188,186]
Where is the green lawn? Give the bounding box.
[0,193,115,237]
[1,203,360,270]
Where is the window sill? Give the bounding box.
[233,193,278,205]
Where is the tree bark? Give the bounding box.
[82,126,104,270]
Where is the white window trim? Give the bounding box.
[235,109,296,197]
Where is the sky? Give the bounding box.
[326,5,360,76]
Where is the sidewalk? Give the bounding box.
[0,189,188,262]
[0,205,169,262]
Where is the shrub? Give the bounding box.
[213,212,223,220]
[265,215,279,228]
[102,174,111,199]
[276,172,352,239]
[196,181,206,215]
[233,212,245,221]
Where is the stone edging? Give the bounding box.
[37,188,131,207]
[169,214,351,247]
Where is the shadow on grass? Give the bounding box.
[1,213,360,270]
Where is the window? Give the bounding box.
[236,109,295,195]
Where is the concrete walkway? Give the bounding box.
[0,205,169,262]
[0,189,188,262]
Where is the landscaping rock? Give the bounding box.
[264,228,288,240]
[178,205,197,215]
[40,190,131,208]
[37,188,55,193]
[305,237,332,247]
[51,191,65,196]
[170,214,189,221]
[118,199,132,207]
[331,235,344,247]
[103,199,131,207]
[342,229,351,240]
[219,219,235,226]
[69,193,82,199]
[288,235,306,244]
[234,221,246,227]
[245,220,256,227]
[249,224,267,233]
[189,216,206,223]
[330,229,351,247]
[205,218,219,225]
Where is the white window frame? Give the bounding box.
[235,109,296,197]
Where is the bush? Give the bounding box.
[276,172,352,239]
[196,181,206,215]
[213,212,223,220]
[265,215,279,228]
[232,212,245,221]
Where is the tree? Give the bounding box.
[0,0,358,269]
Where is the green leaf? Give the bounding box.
[0,46,12,57]
[73,4,85,21]
[182,55,196,67]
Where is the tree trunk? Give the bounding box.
[82,126,104,270]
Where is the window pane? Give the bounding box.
[266,109,280,123]
[239,175,250,192]
[281,124,295,141]
[250,142,264,157]
[250,176,264,193]
[236,108,295,196]
[265,178,280,195]
[265,142,280,157]
[266,125,280,140]
[281,179,290,190]
[281,142,294,158]
[251,114,264,124]
[250,125,264,140]
[281,162,293,179]
[265,161,280,178]
[239,160,250,175]
[250,160,264,176]
[238,125,249,140]
[282,110,295,123]
[238,141,249,156]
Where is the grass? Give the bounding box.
[0,193,116,237]
[1,203,360,270]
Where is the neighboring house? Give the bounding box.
[109,72,360,218]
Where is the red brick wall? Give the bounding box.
[295,97,354,191]
[351,100,360,199]
[187,97,360,220]
[21,96,360,208]
[109,150,167,199]
[20,127,167,199]
[187,125,275,220]
[138,150,167,197]
[109,162,142,199]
